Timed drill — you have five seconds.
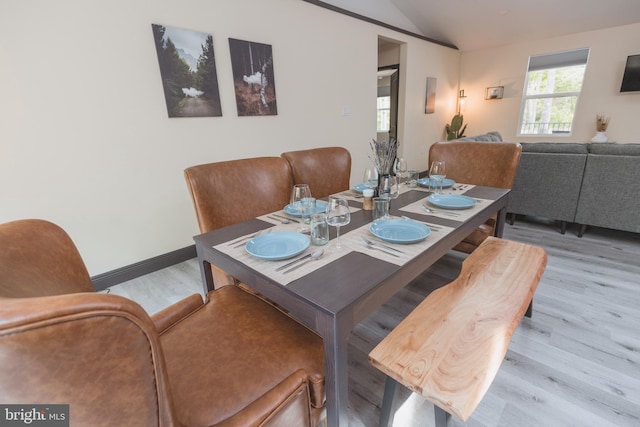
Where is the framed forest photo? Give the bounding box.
[152,24,222,117]
[228,38,278,116]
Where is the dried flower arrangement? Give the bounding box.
[596,114,610,132]
[369,138,399,175]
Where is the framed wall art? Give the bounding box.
[151,24,222,117]
[485,86,504,100]
[229,38,278,116]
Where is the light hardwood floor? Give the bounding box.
[109,218,640,426]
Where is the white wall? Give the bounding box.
[459,23,640,143]
[0,0,459,275]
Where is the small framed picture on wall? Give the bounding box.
[485,86,504,100]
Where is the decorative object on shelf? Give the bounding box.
[485,86,504,100]
[425,77,437,114]
[591,113,610,142]
[445,114,467,140]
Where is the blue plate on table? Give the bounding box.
[245,231,310,260]
[284,200,329,217]
[427,194,476,210]
[370,219,431,244]
[417,178,455,189]
[352,183,369,193]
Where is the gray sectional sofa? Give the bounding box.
[452,133,640,236]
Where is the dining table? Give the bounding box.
[193,182,510,426]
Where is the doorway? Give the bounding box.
[376,65,399,143]
[377,37,402,144]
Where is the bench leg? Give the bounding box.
[434,405,450,427]
[525,301,533,318]
[379,376,400,427]
[560,221,567,234]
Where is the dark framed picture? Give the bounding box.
[228,38,278,116]
[151,24,222,117]
[485,86,504,100]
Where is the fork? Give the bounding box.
[268,215,290,224]
[422,204,460,217]
[363,241,399,257]
[361,237,405,254]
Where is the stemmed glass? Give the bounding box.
[429,161,446,194]
[327,196,351,249]
[363,167,378,190]
[395,157,407,181]
[290,184,313,232]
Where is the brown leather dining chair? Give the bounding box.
[281,147,352,199]
[428,141,522,253]
[184,157,293,288]
[0,219,326,427]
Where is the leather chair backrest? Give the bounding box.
[0,293,177,427]
[0,219,95,297]
[184,157,293,233]
[282,147,351,199]
[429,141,522,189]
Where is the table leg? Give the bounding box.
[198,255,215,294]
[316,312,350,426]
[494,206,507,238]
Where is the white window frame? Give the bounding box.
[518,48,590,137]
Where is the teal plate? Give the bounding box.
[417,178,455,188]
[427,194,476,210]
[245,232,310,260]
[369,219,431,244]
[284,200,329,217]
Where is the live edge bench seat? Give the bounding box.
[368,237,547,426]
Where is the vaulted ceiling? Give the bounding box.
[315,0,640,52]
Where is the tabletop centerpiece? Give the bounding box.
[369,137,399,197]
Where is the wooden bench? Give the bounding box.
[368,236,547,426]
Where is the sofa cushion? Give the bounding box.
[520,142,588,154]
[587,143,640,156]
[455,131,503,142]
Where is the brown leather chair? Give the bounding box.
[0,219,325,426]
[184,157,293,288]
[281,147,351,199]
[429,141,522,253]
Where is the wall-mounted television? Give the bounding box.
[620,54,640,92]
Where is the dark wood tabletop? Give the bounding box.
[194,186,510,426]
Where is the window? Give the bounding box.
[519,48,589,135]
[377,95,391,132]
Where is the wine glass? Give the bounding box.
[363,167,378,190]
[290,184,313,232]
[429,161,446,194]
[327,196,351,249]
[395,157,407,181]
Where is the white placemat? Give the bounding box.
[214,216,453,283]
[340,219,453,266]
[400,194,491,222]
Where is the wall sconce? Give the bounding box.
[457,89,467,114]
